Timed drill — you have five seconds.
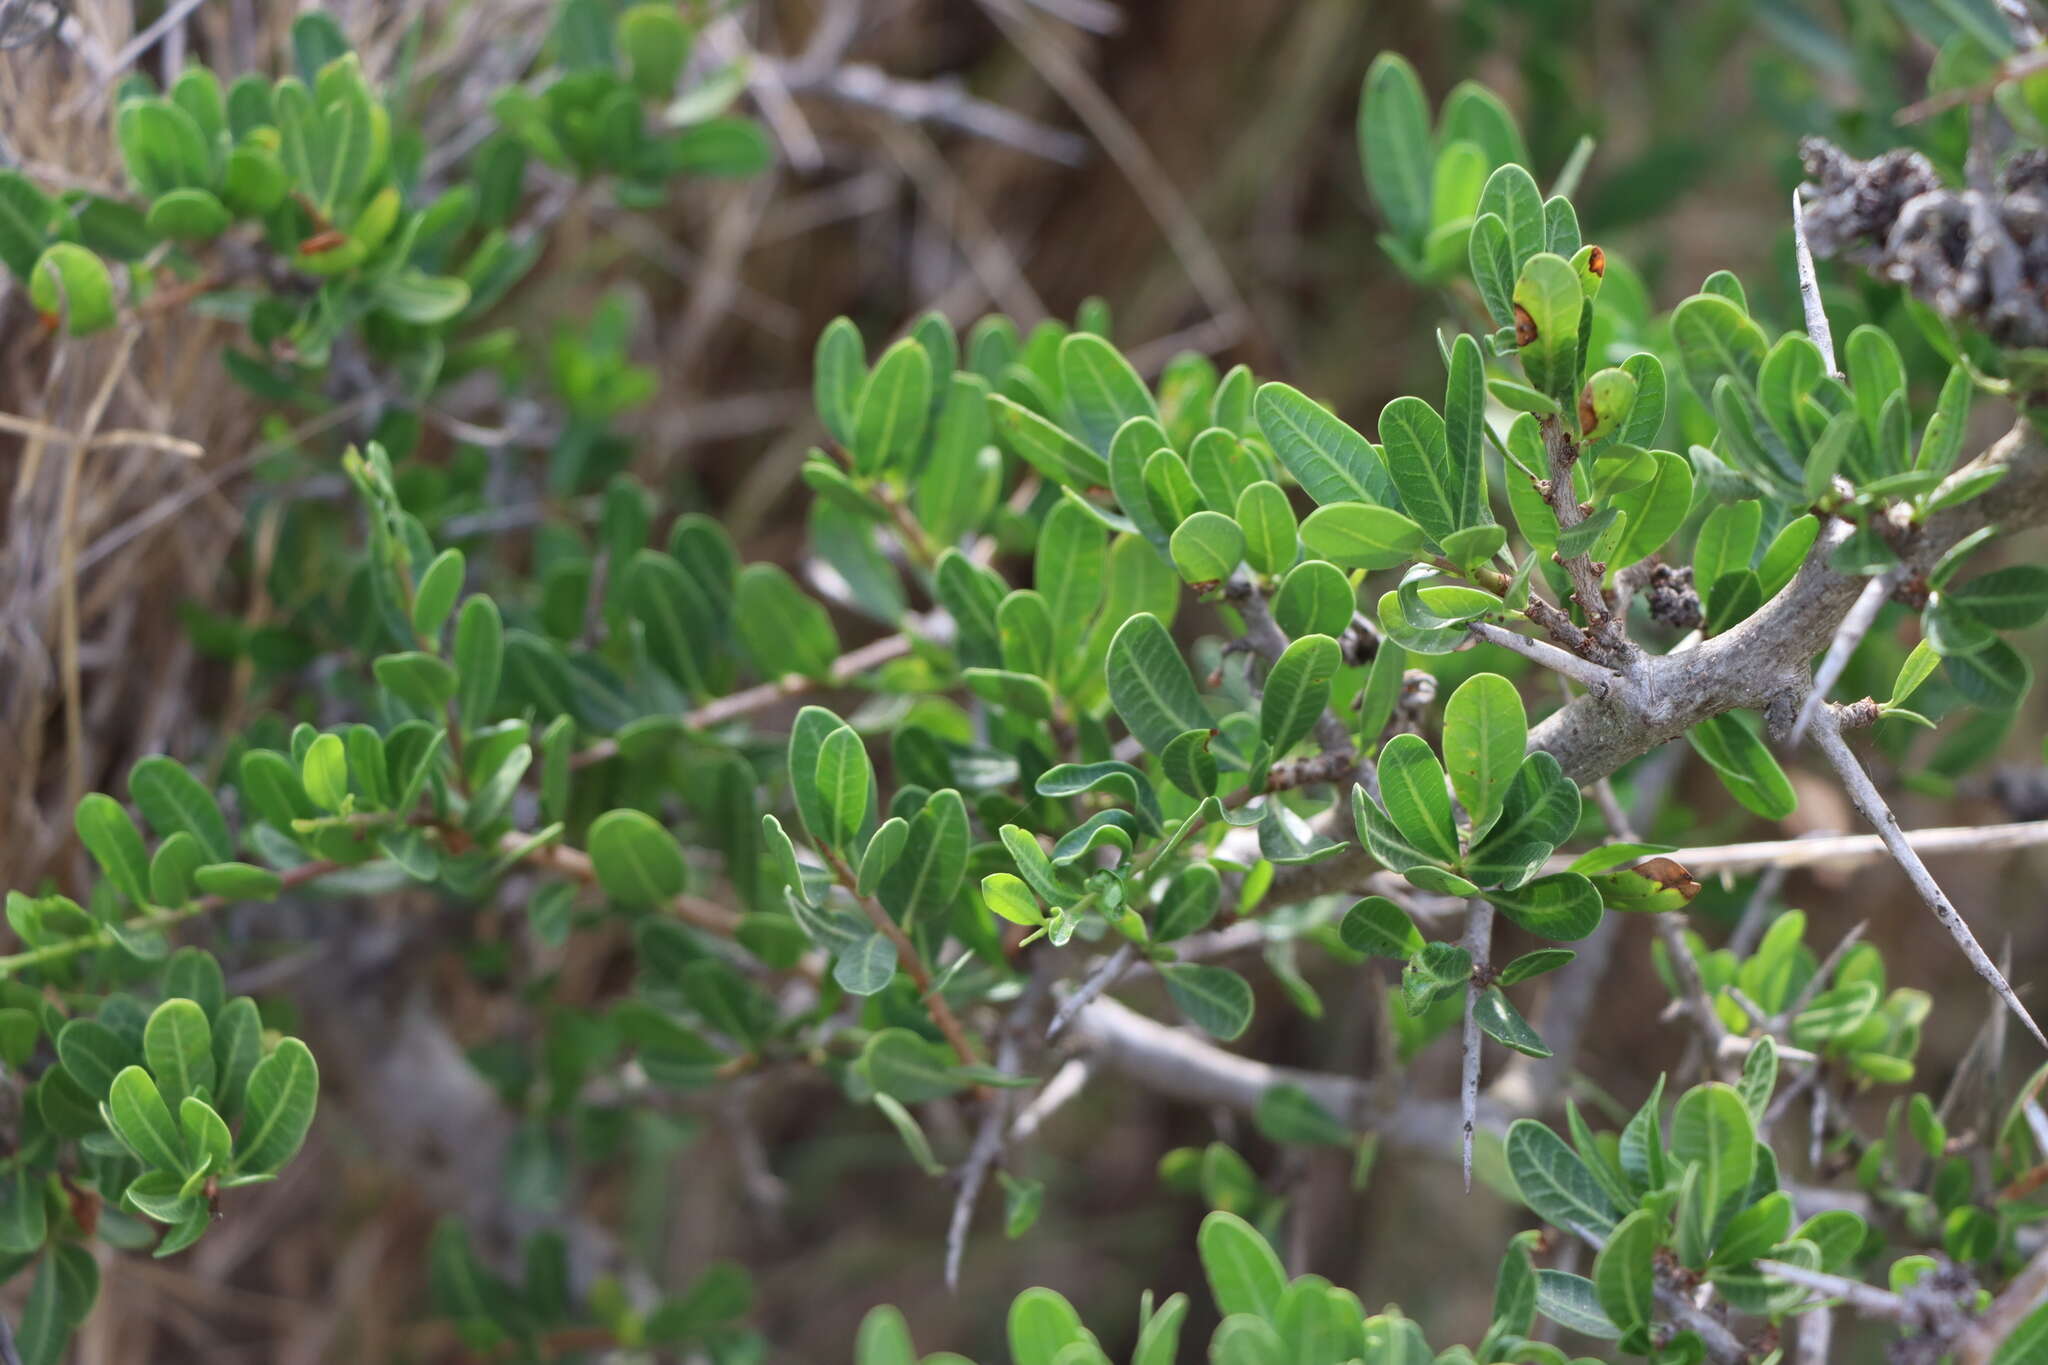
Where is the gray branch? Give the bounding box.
[1267,421,2048,910]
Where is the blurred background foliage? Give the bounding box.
[2,0,2045,1359]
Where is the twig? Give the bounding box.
[1654,1279,1751,1365]
[1469,620,1625,695]
[784,60,1089,165]
[1656,910,1730,1077]
[1778,922,1869,1028]
[1789,571,1894,747]
[1813,713,2046,1050]
[1228,580,1356,758]
[1046,943,1137,1041]
[1009,1056,1094,1142]
[1537,415,1631,665]
[1758,1260,1911,1319]
[1460,898,1494,1192]
[945,1012,1028,1290]
[1548,819,2048,879]
[1792,188,1841,378]
[572,629,916,767]
[822,847,983,1069]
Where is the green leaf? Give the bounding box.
[1340,896,1424,958]
[1254,1084,1351,1146]
[1359,53,1433,241]
[1443,332,1492,533]
[1609,449,1693,568]
[1670,1082,1757,1236]
[812,725,873,851]
[1299,501,1425,570]
[145,186,231,240]
[1505,1117,1623,1235]
[1271,560,1354,639]
[877,787,969,928]
[981,872,1044,927]
[75,793,150,906]
[1060,332,1159,452]
[1468,212,1516,329]
[58,1018,133,1099]
[1162,728,1221,800]
[618,3,691,96]
[1260,634,1341,755]
[813,317,865,445]
[1235,481,1298,576]
[853,337,934,477]
[1486,872,1602,942]
[735,564,839,681]
[1375,733,1461,865]
[1106,613,1230,761]
[1008,1287,1094,1365]
[586,809,689,906]
[234,1037,318,1175]
[371,270,472,324]
[854,817,907,898]
[131,756,233,862]
[1442,673,1525,841]
[1475,988,1551,1057]
[1254,382,1401,508]
[1499,948,1575,986]
[28,243,117,334]
[1687,713,1796,820]
[1593,1208,1659,1332]
[143,998,214,1108]
[861,1029,982,1103]
[1035,498,1108,651]
[1478,163,1545,271]
[1915,363,1973,476]
[1160,963,1254,1040]
[1693,499,1760,590]
[1036,761,1162,834]
[1670,292,1768,407]
[988,393,1110,489]
[453,595,504,727]
[1198,1210,1286,1319]
[1152,862,1220,942]
[1946,635,2031,709]
[1512,253,1584,402]
[1377,396,1461,545]
[410,549,466,640]
[0,170,54,278]
[1889,640,1941,707]
[1950,565,2048,629]
[1169,509,1245,585]
[1991,1303,2048,1365]
[107,1065,185,1171]
[0,1166,46,1256]
[374,652,459,710]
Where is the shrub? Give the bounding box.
[4,3,2048,1362]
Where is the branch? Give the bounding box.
[1812,710,2047,1050]
[1653,1278,1750,1365]
[1267,421,2048,911]
[1788,570,1894,747]
[1583,818,2048,878]
[572,629,916,768]
[1469,620,1625,695]
[1791,187,1841,377]
[1460,899,1493,1191]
